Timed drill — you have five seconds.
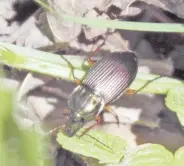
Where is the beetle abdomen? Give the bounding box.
[83,51,138,103]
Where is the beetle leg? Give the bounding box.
[105,105,120,126]
[60,55,82,85]
[135,76,162,93]
[70,67,82,85]
[125,76,163,95]
[75,79,82,85]
[87,43,100,66]
[45,125,65,136]
[78,115,102,137]
[87,31,109,66]
[88,57,95,66]
[124,88,136,95]
[70,66,82,85]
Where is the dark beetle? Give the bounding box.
[64,51,138,137]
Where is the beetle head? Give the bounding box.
[64,84,105,137]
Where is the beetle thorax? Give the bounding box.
[67,84,105,121]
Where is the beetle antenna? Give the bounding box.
[80,133,114,153]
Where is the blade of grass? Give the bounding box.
[0,41,88,81]
[0,41,184,95]
[35,0,184,33]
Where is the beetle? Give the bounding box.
[64,51,138,137]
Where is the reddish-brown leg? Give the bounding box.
[75,79,82,85]
[105,105,120,126]
[46,125,65,136]
[78,115,102,137]
[124,88,137,95]
[88,58,95,66]
[104,89,139,125]
[124,76,162,95]
[87,44,99,66]
[87,32,109,66]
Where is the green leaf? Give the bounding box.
[173,147,184,166]
[118,144,173,166]
[57,129,127,164]
[165,86,184,113]
[177,112,184,127]
[165,85,184,127]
